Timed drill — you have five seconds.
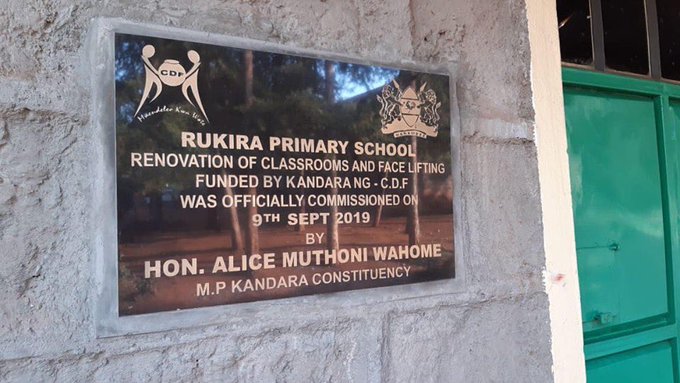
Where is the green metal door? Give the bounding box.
[564,67,680,382]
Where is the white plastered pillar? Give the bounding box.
[525,0,587,381]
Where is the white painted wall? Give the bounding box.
[526,0,587,381]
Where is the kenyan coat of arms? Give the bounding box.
[377,81,442,139]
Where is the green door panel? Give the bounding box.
[586,341,676,383]
[563,67,680,382]
[668,99,680,147]
[564,88,669,336]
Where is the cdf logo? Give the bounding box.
[134,44,209,122]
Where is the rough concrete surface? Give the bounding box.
[0,0,555,381]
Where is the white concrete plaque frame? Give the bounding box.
[91,18,464,337]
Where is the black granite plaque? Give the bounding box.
[115,33,455,315]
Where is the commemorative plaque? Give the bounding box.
[115,33,455,315]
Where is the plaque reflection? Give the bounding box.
[115,33,454,315]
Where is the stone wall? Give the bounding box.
[0,0,557,381]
